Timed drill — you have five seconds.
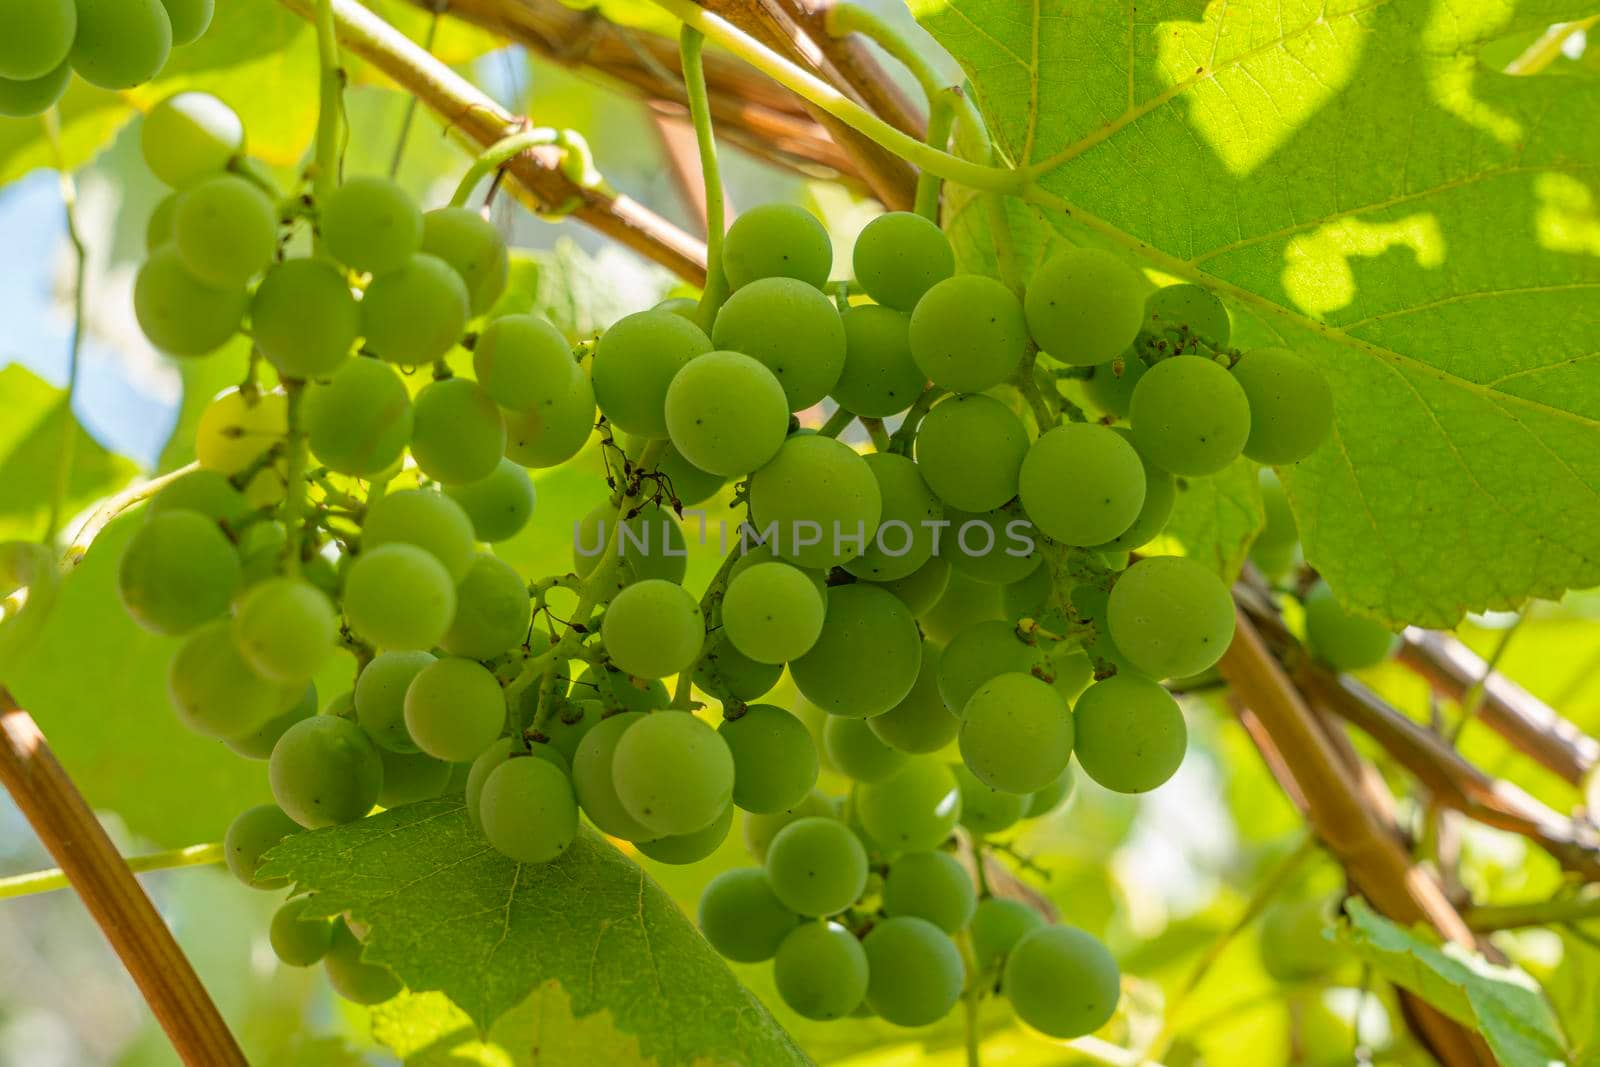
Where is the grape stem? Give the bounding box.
[955,930,986,1067]
[448,128,561,208]
[310,0,345,228]
[39,108,85,548]
[679,28,731,326]
[859,417,892,451]
[914,93,956,221]
[817,406,857,439]
[886,385,946,455]
[0,843,224,901]
[59,463,200,570]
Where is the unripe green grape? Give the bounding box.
[970,898,1046,971]
[472,313,574,412]
[960,673,1073,794]
[269,715,384,828]
[720,562,825,665]
[723,202,832,290]
[944,503,1041,586]
[774,921,869,1020]
[355,650,435,753]
[748,434,881,570]
[1230,347,1334,464]
[1003,925,1121,1038]
[718,704,818,814]
[920,569,1001,644]
[1258,897,1342,982]
[231,577,338,683]
[172,175,276,287]
[665,351,789,477]
[1023,764,1074,817]
[364,489,477,582]
[635,800,733,864]
[654,295,699,318]
[343,543,457,651]
[440,553,529,660]
[938,620,1048,715]
[1018,424,1146,546]
[1082,354,1146,418]
[1145,283,1231,347]
[600,579,703,680]
[1130,356,1251,476]
[148,469,247,526]
[70,0,171,90]
[833,304,925,417]
[871,556,951,619]
[0,0,75,81]
[421,206,509,315]
[321,176,422,277]
[252,258,360,379]
[168,619,300,739]
[824,715,908,783]
[711,277,847,411]
[118,510,240,635]
[909,274,1027,393]
[591,310,711,438]
[914,394,1028,512]
[134,247,247,357]
[578,667,668,715]
[464,737,530,826]
[613,711,734,835]
[141,92,243,188]
[1073,674,1186,793]
[415,377,508,485]
[0,61,70,118]
[195,387,285,500]
[574,501,687,588]
[1302,581,1398,671]
[863,915,965,1026]
[868,641,958,754]
[694,635,782,703]
[361,253,470,366]
[270,897,333,966]
[503,370,596,469]
[1024,248,1145,366]
[1107,556,1235,679]
[856,758,961,853]
[1094,428,1175,553]
[844,452,942,582]
[304,356,412,475]
[571,711,656,841]
[225,683,316,760]
[478,755,578,864]
[1251,468,1299,577]
[540,698,599,767]
[622,433,723,507]
[324,920,402,1005]
[953,762,1027,834]
[766,816,868,916]
[853,211,955,312]
[698,868,799,963]
[223,804,300,889]
[404,657,505,762]
[158,0,213,44]
[741,790,834,862]
[236,521,288,585]
[376,747,452,808]
[791,584,921,718]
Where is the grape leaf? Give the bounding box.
[258,798,810,1066]
[914,0,1600,628]
[373,987,654,1066]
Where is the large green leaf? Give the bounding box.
[915,0,1600,628]
[258,798,810,1066]
[372,987,657,1066]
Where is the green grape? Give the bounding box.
[324,920,403,1005]
[664,351,789,477]
[741,790,834,862]
[1250,468,1299,577]
[871,555,951,618]
[920,570,1000,646]
[0,0,75,81]
[718,704,818,814]
[440,553,530,659]
[70,0,171,90]
[570,711,657,841]
[118,510,239,635]
[824,715,908,783]
[1107,556,1235,678]
[195,387,285,496]
[361,253,470,366]
[404,657,506,762]
[503,370,596,468]
[364,489,477,581]
[1258,897,1342,982]
[159,0,213,45]
[539,698,598,766]
[304,356,413,476]
[1024,248,1145,366]
[654,295,699,318]
[479,755,578,864]
[574,500,687,588]
[231,576,339,683]
[969,898,1046,971]
[1073,674,1186,793]
[721,562,825,665]
[236,520,288,584]
[222,804,300,888]
[343,543,457,651]
[1094,428,1175,552]
[1230,346,1334,463]
[269,715,384,828]
[1130,356,1251,476]
[635,800,733,864]
[168,619,299,739]
[856,758,961,853]
[1018,424,1146,546]
[577,667,669,715]
[133,246,247,356]
[694,634,782,703]
[622,432,724,507]
[868,641,958,754]
[1081,353,1146,418]
[252,258,360,379]
[321,176,422,276]
[471,313,574,412]
[600,579,703,680]
[833,304,926,417]
[1145,283,1231,347]
[462,737,521,825]
[938,619,1046,715]
[421,206,509,314]
[1001,562,1051,619]
[774,921,869,1020]
[0,60,71,118]
[727,541,826,591]
[852,211,954,312]
[412,377,507,486]
[944,503,1040,586]
[1003,925,1121,1038]
[882,850,974,933]
[722,202,832,290]
[141,92,243,188]
[765,816,869,916]
[953,762,1027,834]
[863,916,965,1026]
[914,394,1028,512]
[791,584,921,718]
[270,897,333,966]
[172,175,276,287]
[711,277,847,411]
[375,747,451,808]
[908,274,1027,393]
[844,453,942,582]
[1023,764,1075,817]
[354,650,435,753]
[1302,581,1399,671]
[748,435,881,570]
[960,673,1073,793]
[613,711,735,835]
[697,868,799,962]
[225,683,316,760]
[591,309,711,438]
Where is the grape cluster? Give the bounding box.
[0,0,214,118]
